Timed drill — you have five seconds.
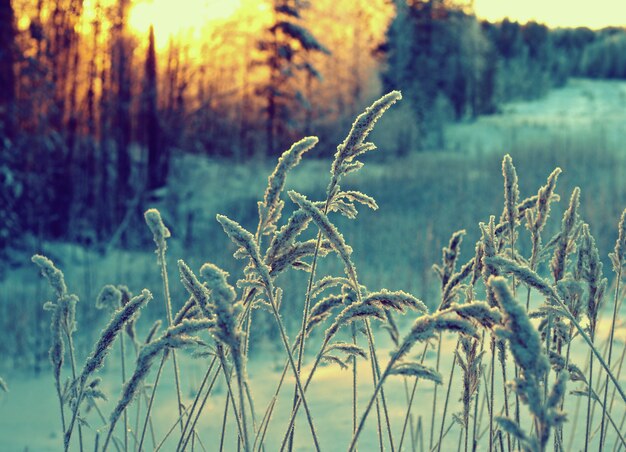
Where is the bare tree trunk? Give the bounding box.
[145,25,165,191]
[0,0,16,138]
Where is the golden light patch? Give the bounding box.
[128,0,242,48]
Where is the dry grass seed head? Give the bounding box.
[610,208,626,271]
[178,260,213,320]
[533,167,562,233]
[200,262,243,360]
[325,302,385,340]
[288,190,357,284]
[485,255,556,299]
[96,285,122,311]
[331,91,402,180]
[490,277,548,378]
[550,187,580,283]
[216,214,273,294]
[260,136,318,235]
[144,209,171,263]
[388,361,442,384]
[363,289,427,314]
[32,254,68,298]
[82,289,152,381]
[502,154,519,233]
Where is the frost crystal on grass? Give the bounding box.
[144,208,171,264]
[550,187,580,283]
[32,254,67,298]
[260,136,318,234]
[288,190,356,283]
[502,154,519,234]
[82,289,152,380]
[610,209,626,270]
[178,260,213,319]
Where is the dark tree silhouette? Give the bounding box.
[144,25,166,192]
[257,0,329,156]
[0,0,16,137]
[0,0,18,254]
[112,0,133,225]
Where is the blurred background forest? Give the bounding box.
[2,0,626,370]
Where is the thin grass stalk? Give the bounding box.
[489,336,495,452]
[265,291,320,452]
[55,378,67,438]
[244,382,260,450]
[585,334,596,451]
[145,209,184,433]
[236,366,251,452]
[436,340,459,452]
[430,419,455,452]
[469,330,487,452]
[176,357,216,451]
[401,377,418,452]
[589,335,613,434]
[567,349,588,451]
[177,296,255,452]
[138,353,167,451]
[64,331,84,452]
[430,332,442,450]
[255,352,292,450]
[288,228,325,451]
[177,360,223,452]
[129,343,157,452]
[609,339,626,451]
[399,374,419,452]
[616,410,626,452]
[220,390,231,452]
[119,334,128,452]
[152,402,195,452]
[504,154,517,452]
[558,322,575,448]
[398,342,429,451]
[352,322,358,437]
[157,252,184,432]
[499,351,511,452]
[347,359,393,451]
[600,266,622,450]
[471,339,483,452]
[417,416,424,452]
[477,349,494,445]
[583,386,626,448]
[364,319,395,451]
[278,335,330,451]
[216,347,248,452]
[459,408,469,452]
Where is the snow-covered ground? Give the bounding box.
[445,78,626,155]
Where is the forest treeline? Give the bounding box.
[1,0,626,254]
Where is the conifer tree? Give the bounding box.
[257,0,330,156]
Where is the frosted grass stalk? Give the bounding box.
[144,209,185,433]
[599,209,626,450]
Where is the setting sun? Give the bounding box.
[128,0,242,47]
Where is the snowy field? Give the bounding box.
[2,78,626,451]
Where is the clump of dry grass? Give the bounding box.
[24,92,626,452]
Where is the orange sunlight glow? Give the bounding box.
[128,0,242,47]
[474,0,626,29]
